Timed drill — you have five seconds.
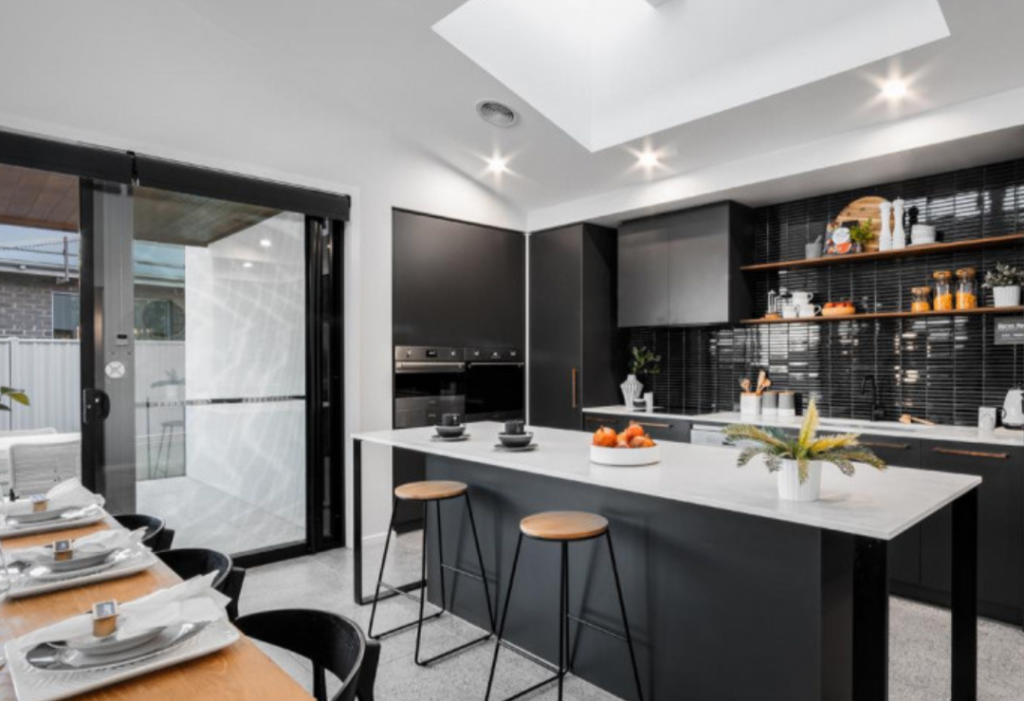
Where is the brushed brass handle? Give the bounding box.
[571,368,578,409]
[584,416,606,423]
[633,421,673,429]
[860,441,912,450]
[933,447,1009,460]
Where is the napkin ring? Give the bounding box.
[31,495,49,513]
[92,600,119,638]
[52,539,74,562]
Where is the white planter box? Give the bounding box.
[992,286,1021,307]
[777,460,822,502]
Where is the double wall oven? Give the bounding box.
[392,345,524,530]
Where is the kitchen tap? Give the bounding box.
[860,375,885,421]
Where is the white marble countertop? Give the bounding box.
[584,405,1024,447]
[353,422,981,541]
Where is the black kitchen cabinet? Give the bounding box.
[530,224,620,430]
[626,416,691,443]
[618,202,754,327]
[919,441,1024,624]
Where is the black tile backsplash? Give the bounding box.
[626,159,1024,425]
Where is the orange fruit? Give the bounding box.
[616,434,630,448]
[641,437,655,448]
[593,427,617,447]
[629,435,648,449]
[623,423,645,440]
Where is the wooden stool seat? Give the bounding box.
[394,480,467,501]
[520,511,609,541]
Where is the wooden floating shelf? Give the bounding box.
[742,306,1024,325]
[740,233,1024,272]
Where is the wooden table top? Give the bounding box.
[1,517,313,701]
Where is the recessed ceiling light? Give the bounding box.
[476,100,518,128]
[242,261,254,269]
[486,156,509,174]
[881,79,908,99]
[259,238,272,248]
[637,151,660,168]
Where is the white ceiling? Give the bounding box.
[1,0,1023,226]
[434,0,950,151]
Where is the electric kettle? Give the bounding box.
[1002,385,1024,430]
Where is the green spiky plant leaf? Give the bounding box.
[723,400,887,483]
[628,346,661,377]
[0,386,30,413]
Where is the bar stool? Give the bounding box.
[485,511,644,701]
[368,480,495,666]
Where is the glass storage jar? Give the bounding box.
[911,286,932,313]
[932,271,954,311]
[955,268,977,309]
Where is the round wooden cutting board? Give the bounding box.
[832,196,891,251]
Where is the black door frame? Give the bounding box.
[0,129,349,566]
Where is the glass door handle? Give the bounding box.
[82,389,111,424]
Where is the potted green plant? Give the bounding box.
[848,219,876,252]
[621,347,661,407]
[1,386,29,413]
[983,262,1023,307]
[723,400,886,501]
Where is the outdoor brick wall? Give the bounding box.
[0,272,74,338]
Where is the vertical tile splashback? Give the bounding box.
[625,159,1024,425]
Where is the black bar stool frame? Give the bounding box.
[484,527,644,701]
[368,489,496,667]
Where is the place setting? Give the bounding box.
[431,413,470,442]
[494,420,537,452]
[2,572,239,701]
[1,527,158,599]
[0,479,107,540]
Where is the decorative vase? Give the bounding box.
[993,286,1022,307]
[892,198,907,250]
[620,374,643,407]
[878,201,893,251]
[777,460,822,502]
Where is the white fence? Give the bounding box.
[0,338,185,436]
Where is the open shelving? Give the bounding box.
[740,233,1023,273]
[742,306,1024,325]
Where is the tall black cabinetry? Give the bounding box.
[529,223,620,429]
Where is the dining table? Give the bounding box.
[0,516,313,701]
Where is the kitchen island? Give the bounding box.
[352,423,981,701]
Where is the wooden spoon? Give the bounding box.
[899,414,936,427]
[740,379,751,393]
[755,370,768,395]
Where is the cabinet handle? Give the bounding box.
[584,416,606,424]
[860,441,911,450]
[632,421,673,429]
[932,447,1009,460]
[571,368,578,409]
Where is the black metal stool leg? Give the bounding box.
[606,530,644,701]
[558,541,568,701]
[367,498,399,639]
[465,493,497,632]
[413,500,432,663]
[485,533,524,701]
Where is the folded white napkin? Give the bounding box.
[21,573,230,646]
[1,478,104,518]
[14,528,146,566]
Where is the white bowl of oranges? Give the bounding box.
[589,423,660,467]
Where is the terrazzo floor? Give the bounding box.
[241,532,1024,700]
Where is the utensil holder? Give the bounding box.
[740,393,761,416]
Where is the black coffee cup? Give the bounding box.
[442,413,461,427]
[504,419,525,435]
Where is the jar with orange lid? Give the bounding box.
[932,271,954,311]
[955,268,977,309]
[910,286,932,312]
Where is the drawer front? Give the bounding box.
[920,441,1024,618]
[855,434,921,469]
[625,417,690,444]
[582,413,627,432]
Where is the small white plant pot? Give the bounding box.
[740,393,761,416]
[777,460,822,502]
[992,286,1021,307]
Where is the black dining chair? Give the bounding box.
[156,548,246,620]
[113,513,174,550]
[235,609,379,701]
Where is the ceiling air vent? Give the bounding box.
[476,100,518,128]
